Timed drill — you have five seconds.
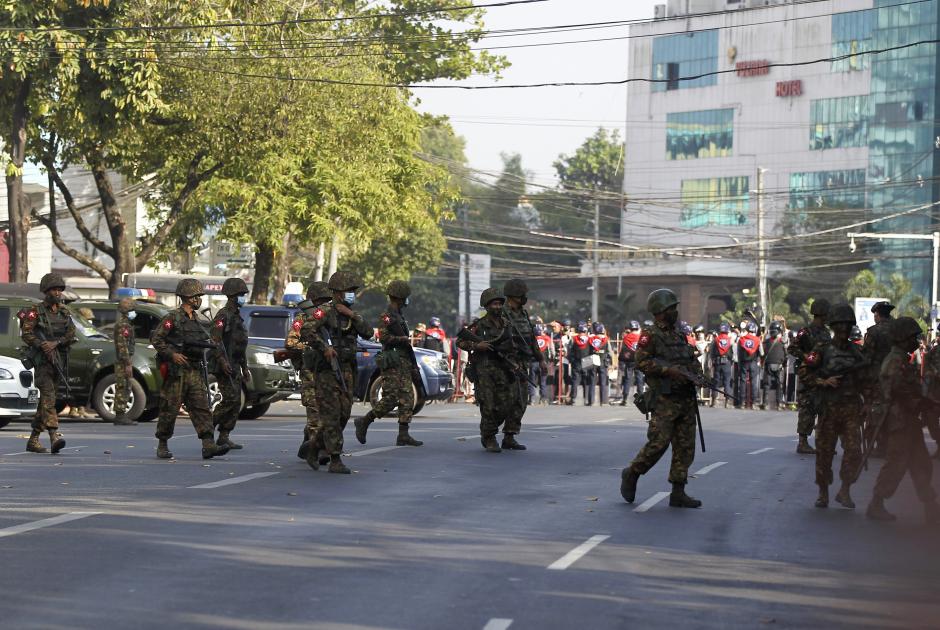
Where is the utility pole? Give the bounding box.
[756,167,768,329]
[314,242,325,281]
[462,202,471,324]
[327,231,340,277]
[592,195,600,322]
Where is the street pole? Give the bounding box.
[756,167,768,330]
[462,203,471,324]
[592,196,600,322]
[933,231,939,328]
[314,242,325,282]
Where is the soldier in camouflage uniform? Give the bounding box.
[299,271,373,474]
[354,280,423,448]
[457,287,526,453]
[210,278,251,450]
[19,273,75,454]
[499,279,546,449]
[866,317,940,524]
[151,279,230,460]
[788,298,831,455]
[797,304,868,509]
[862,301,895,458]
[923,321,940,459]
[113,297,138,425]
[620,289,703,509]
[287,281,332,466]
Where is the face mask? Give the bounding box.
[190,296,203,310]
[664,309,679,326]
[343,291,356,305]
[236,295,247,306]
[47,294,61,304]
[127,311,137,321]
[519,296,528,305]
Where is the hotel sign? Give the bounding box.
[775,80,803,97]
[736,60,770,77]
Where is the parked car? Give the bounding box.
[78,299,297,419]
[0,354,38,430]
[240,304,454,414]
[0,296,163,422]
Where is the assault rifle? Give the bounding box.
[320,327,347,394]
[674,367,712,453]
[21,326,73,400]
[389,313,428,400]
[181,338,222,410]
[675,366,740,406]
[456,323,527,401]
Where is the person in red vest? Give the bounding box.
[618,321,645,405]
[737,322,763,409]
[567,321,595,405]
[850,325,863,346]
[529,324,554,404]
[420,316,446,353]
[709,323,734,408]
[589,321,612,405]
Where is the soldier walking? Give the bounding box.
[151,279,230,460]
[20,273,75,454]
[620,289,703,509]
[113,298,138,425]
[797,304,868,509]
[300,271,373,474]
[354,280,424,448]
[211,278,251,451]
[862,301,895,458]
[501,279,546,446]
[866,317,940,524]
[788,299,831,454]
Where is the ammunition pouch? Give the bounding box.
[465,359,479,384]
[19,345,38,370]
[634,390,652,415]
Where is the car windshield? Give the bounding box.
[248,315,289,339]
[71,313,108,339]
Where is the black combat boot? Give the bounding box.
[834,483,855,509]
[156,440,173,459]
[501,434,526,450]
[201,438,230,459]
[26,430,47,453]
[305,441,320,470]
[48,430,66,454]
[328,454,351,474]
[815,484,829,508]
[481,435,501,453]
[396,423,423,446]
[620,466,639,503]
[297,439,309,460]
[217,431,243,450]
[669,483,702,508]
[354,411,376,444]
[866,496,896,521]
[797,435,817,455]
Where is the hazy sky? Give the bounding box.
[416,0,660,186]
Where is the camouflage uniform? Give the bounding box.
[370,306,416,426]
[501,303,542,433]
[798,340,867,489]
[210,303,249,435]
[629,321,702,485]
[20,301,76,434]
[151,308,216,444]
[788,323,831,438]
[286,311,320,444]
[113,312,135,421]
[862,317,894,451]
[923,342,940,456]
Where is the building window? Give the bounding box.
[810,95,871,150]
[666,108,734,160]
[680,176,749,227]
[789,169,867,210]
[832,10,874,72]
[652,30,719,92]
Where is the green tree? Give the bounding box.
[843,269,929,320]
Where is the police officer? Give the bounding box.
[113,297,138,425]
[211,277,251,450]
[788,298,832,454]
[421,316,446,353]
[737,322,762,409]
[590,321,612,405]
[501,279,545,448]
[287,281,333,467]
[151,279,230,460]
[300,271,373,474]
[709,323,734,408]
[530,323,554,404]
[862,301,895,458]
[568,322,594,405]
[619,321,645,405]
[354,280,423,448]
[20,273,75,453]
[761,321,787,411]
[620,289,703,509]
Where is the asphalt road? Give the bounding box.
[1,401,938,630]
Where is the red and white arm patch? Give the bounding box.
[122,328,130,338]
[215,318,225,328]
[163,319,173,330]
[804,351,820,366]
[292,319,302,331]
[382,314,392,325]
[27,309,37,320]
[638,333,651,348]
[313,308,325,320]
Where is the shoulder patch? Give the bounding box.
[163,319,173,330]
[27,309,37,320]
[804,351,820,366]
[215,319,225,328]
[638,333,651,348]
[313,308,325,320]
[382,314,392,325]
[122,328,130,338]
[292,319,302,331]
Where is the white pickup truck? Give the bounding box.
[0,354,39,430]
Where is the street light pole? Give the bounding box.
[592,195,600,322]
[756,167,768,329]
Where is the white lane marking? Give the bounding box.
[2,445,89,457]
[748,447,774,455]
[530,425,569,431]
[483,619,513,630]
[547,534,610,570]
[596,418,623,423]
[693,461,728,475]
[348,446,405,457]
[0,511,100,538]
[189,472,278,489]
[633,491,671,513]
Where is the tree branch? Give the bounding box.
[41,156,116,257]
[33,209,113,282]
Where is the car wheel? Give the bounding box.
[368,376,421,415]
[92,374,146,422]
[412,398,426,416]
[239,402,270,420]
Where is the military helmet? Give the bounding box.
[871,300,895,315]
[39,273,66,293]
[849,325,863,341]
[647,288,679,315]
[327,270,360,291]
[479,287,504,307]
[892,316,922,343]
[828,303,857,325]
[175,278,204,298]
[118,297,136,314]
[306,281,331,302]
[503,278,528,298]
[810,298,831,316]
[386,280,411,299]
[769,321,783,333]
[221,277,249,296]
